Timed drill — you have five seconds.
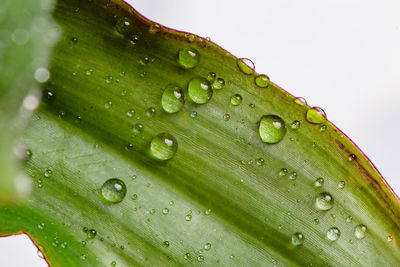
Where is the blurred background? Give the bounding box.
[2,0,399,265]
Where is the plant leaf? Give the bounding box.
[0,0,399,266]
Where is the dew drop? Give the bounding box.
[150,133,178,160]
[306,107,327,124]
[115,17,132,35]
[256,158,265,166]
[178,48,200,69]
[162,208,169,215]
[237,58,255,74]
[146,107,156,117]
[184,253,192,260]
[44,169,52,178]
[314,192,334,211]
[279,168,288,177]
[100,178,127,203]
[185,214,192,221]
[87,229,97,239]
[111,261,116,267]
[42,89,55,103]
[314,177,324,187]
[126,109,135,117]
[204,242,211,251]
[207,72,216,82]
[294,97,307,106]
[346,216,353,223]
[85,68,93,75]
[130,35,139,44]
[149,23,162,33]
[326,227,341,241]
[291,232,304,246]
[105,75,113,84]
[197,255,205,262]
[161,84,185,113]
[37,223,45,230]
[337,181,345,189]
[212,78,225,90]
[354,224,368,239]
[290,120,300,130]
[131,194,138,200]
[259,115,286,144]
[133,123,144,134]
[387,235,393,242]
[230,94,242,106]
[190,111,198,118]
[223,113,230,121]
[289,172,297,180]
[320,125,327,132]
[255,74,270,88]
[162,241,170,248]
[71,36,78,44]
[188,77,212,104]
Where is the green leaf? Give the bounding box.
[1,0,399,266]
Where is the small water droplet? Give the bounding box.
[259,115,286,144]
[190,111,198,118]
[161,84,185,113]
[188,77,212,104]
[185,214,192,221]
[178,47,200,69]
[387,235,393,242]
[306,107,327,124]
[279,168,288,177]
[100,178,127,203]
[184,252,192,260]
[207,72,216,82]
[223,113,230,121]
[150,133,178,160]
[337,181,345,189]
[346,216,353,223]
[294,97,307,106]
[149,23,162,33]
[348,154,356,161]
[290,120,300,130]
[288,172,297,180]
[146,107,156,117]
[230,94,242,106]
[197,255,204,262]
[162,241,170,248]
[186,34,196,43]
[292,232,304,246]
[149,209,156,215]
[256,158,265,166]
[61,242,68,248]
[44,169,52,178]
[326,227,341,241]
[115,17,132,35]
[42,89,56,103]
[314,177,324,187]
[320,125,327,132]
[111,261,117,267]
[85,68,93,75]
[204,209,211,216]
[133,123,144,134]
[131,194,138,200]
[105,75,113,84]
[87,229,97,239]
[212,78,225,90]
[104,101,112,109]
[126,109,135,117]
[255,74,270,88]
[229,254,235,259]
[38,223,45,230]
[237,58,255,74]
[354,224,368,239]
[313,218,319,225]
[204,242,211,251]
[81,254,87,260]
[162,208,169,215]
[249,103,255,108]
[130,35,139,44]
[315,192,334,211]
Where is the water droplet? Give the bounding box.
[313,218,320,225]
[346,216,353,223]
[82,227,88,233]
[38,223,45,230]
[149,23,162,33]
[294,97,307,106]
[290,120,300,130]
[289,172,297,180]
[315,192,334,211]
[161,84,185,113]
[81,254,87,260]
[223,113,230,121]
[61,242,68,248]
[326,227,341,241]
[162,208,169,215]
[104,101,112,109]
[314,177,324,187]
[131,194,138,200]
[100,178,127,203]
[111,261,117,267]
[204,242,211,251]
[178,48,200,69]
[190,111,198,118]
[279,168,288,177]
[146,107,156,117]
[197,255,204,262]
[185,214,192,221]
[133,123,144,134]
[249,103,255,108]
[237,58,255,74]
[306,107,327,124]
[229,254,235,259]
[348,154,356,161]
[115,17,132,35]
[387,235,393,242]
[44,169,52,178]
[126,109,135,117]
[184,253,192,260]
[42,89,56,103]
[320,125,327,132]
[292,232,304,246]
[149,209,156,215]
[230,94,242,106]
[130,34,139,44]
[354,224,368,239]
[188,77,212,104]
[71,36,78,44]
[259,115,286,144]
[204,209,211,215]
[150,133,178,160]
[105,75,113,84]
[85,68,93,75]
[87,229,97,239]
[256,158,265,166]
[34,67,50,83]
[337,181,345,189]
[255,74,270,88]
[162,241,170,248]
[207,72,216,82]
[212,78,225,90]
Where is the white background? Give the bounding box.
[2,0,399,265]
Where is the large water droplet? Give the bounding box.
[354,224,368,239]
[306,107,327,124]
[161,84,185,113]
[100,178,127,203]
[237,58,255,74]
[326,227,341,241]
[259,115,286,144]
[150,133,178,160]
[188,77,212,104]
[314,192,334,211]
[178,48,200,69]
[291,232,304,246]
[115,18,132,35]
[255,74,270,88]
[230,94,242,106]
